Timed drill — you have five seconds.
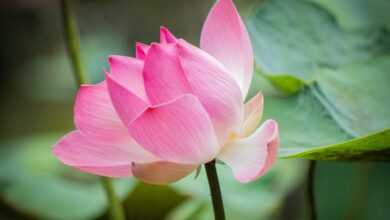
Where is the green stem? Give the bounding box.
[205,160,226,220]
[101,177,126,220]
[60,0,88,85]
[344,163,372,220]
[60,1,125,220]
[306,160,317,220]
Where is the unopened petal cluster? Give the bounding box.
[53,0,279,184]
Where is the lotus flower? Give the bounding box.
[53,0,279,184]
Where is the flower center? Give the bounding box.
[225,132,238,145]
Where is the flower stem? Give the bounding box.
[205,160,226,220]
[101,177,126,220]
[306,160,317,220]
[344,163,372,220]
[60,1,126,220]
[60,0,88,85]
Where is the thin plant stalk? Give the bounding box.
[344,163,372,219]
[101,177,126,220]
[61,0,87,85]
[205,160,226,220]
[306,160,317,220]
[60,1,126,220]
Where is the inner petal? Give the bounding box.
[143,43,191,105]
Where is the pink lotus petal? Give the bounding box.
[53,131,134,177]
[135,42,150,60]
[73,82,157,163]
[78,165,133,178]
[132,162,196,185]
[106,73,149,125]
[177,40,243,144]
[128,94,219,164]
[74,82,126,142]
[143,43,191,104]
[160,26,177,44]
[241,93,263,137]
[108,55,147,100]
[200,0,253,99]
[218,119,279,183]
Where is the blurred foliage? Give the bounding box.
[307,0,390,31]
[119,183,186,220]
[169,160,306,220]
[247,0,389,85]
[315,162,390,220]
[0,134,134,220]
[0,0,389,220]
[284,129,390,160]
[247,0,390,160]
[0,134,305,220]
[313,56,390,136]
[250,76,350,153]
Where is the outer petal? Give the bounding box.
[53,131,133,177]
[241,93,263,137]
[131,162,196,185]
[106,73,149,125]
[128,94,219,164]
[200,0,254,99]
[143,43,191,104]
[78,165,133,178]
[135,42,150,60]
[108,55,147,100]
[75,82,125,142]
[177,40,243,144]
[74,82,157,163]
[160,26,178,44]
[218,119,279,183]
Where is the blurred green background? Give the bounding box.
[0,0,389,220]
